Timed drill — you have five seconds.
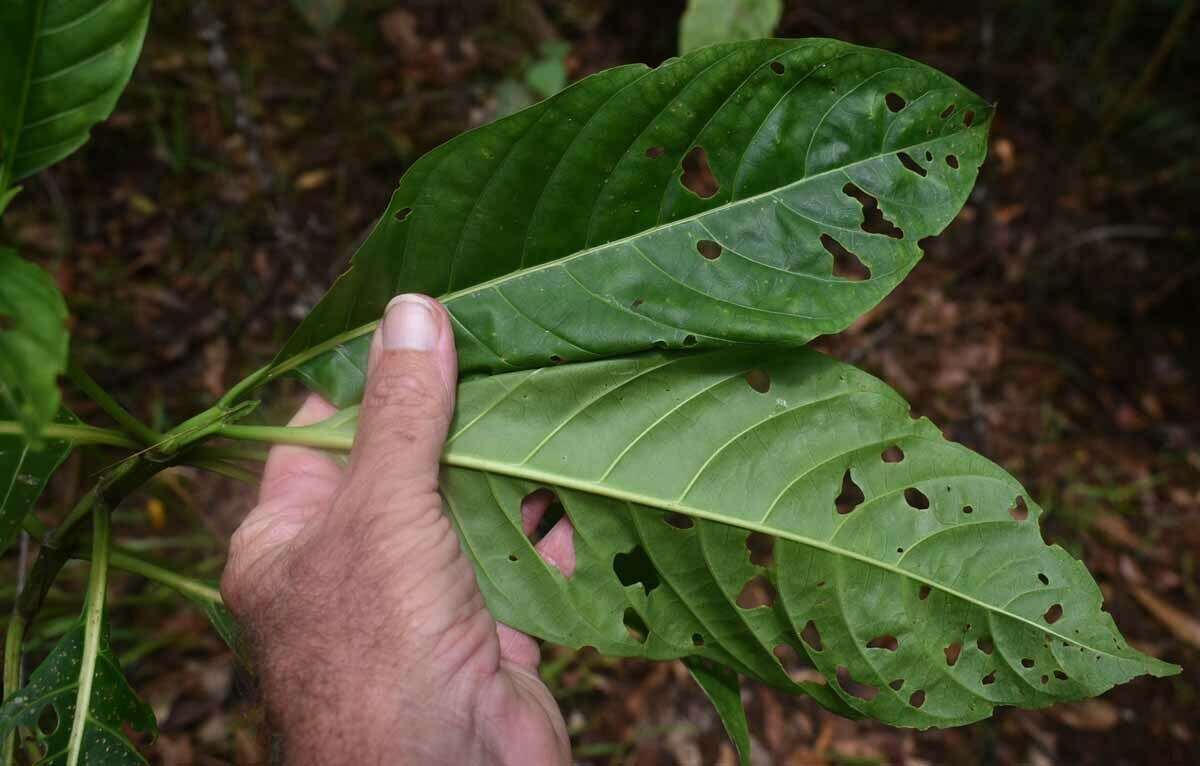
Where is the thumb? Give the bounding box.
[347,294,458,497]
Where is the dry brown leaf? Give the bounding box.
[994,203,1026,225]
[1048,699,1120,731]
[1132,586,1200,649]
[760,687,786,752]
[203,337,229,397]
[380,9,421,56]
[294,168,332,190]
[1092,513,1143,550]
[992,137,1016,173]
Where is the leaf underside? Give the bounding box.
[277,38,993,406]
[431,348,1176,728]
[0,623,156,765]
[188,596,249,668]
[684,656,753,761]
[0,0,152,181]
[0,249,70,444]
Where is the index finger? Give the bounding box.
[259,393,344,504]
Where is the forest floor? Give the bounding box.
[3,1,1198,764]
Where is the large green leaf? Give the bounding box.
[426,348,1176,728]
[0,249,69,442]
[275,39,993,406]
[0,622,156,765]
[680,0,783,53]
[0,405,76,559]
[0,0,151,189]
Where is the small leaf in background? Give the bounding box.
[525,41,571,99]
[684,658,752,763]
[492,78,537,120]
[0,249,70,443]
[290,0,347,33]
[0,0,152,183]
[0,622,157,765]
[0,405,75,558]
[679,0,783,53]
[492,41,572,121]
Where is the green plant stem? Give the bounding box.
[219,422,353,451]
[66,508,111,766]
[148,400,258,458]
[16,457,161,626]
[189,457,260,484]
[215,363,272,408]
[66,361,163,445]
[20,514,47,540]
[0,391,258,759]
[0,420,138,449]
[109,549,222,603]
[219,321,379,406]
[9,395,255,623]
[193,444,269,462]
[65,544,223,604]
[1,616,26,765]
[1102,0,1198,136]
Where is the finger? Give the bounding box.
[534,515,576,578]
[259,394,343,505]
[520,489,556,536]
[497,513,577,672]
[496,623,541,672]
[347,294,458,503]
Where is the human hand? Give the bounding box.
[221,294,574,765]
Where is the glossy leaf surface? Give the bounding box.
[680,0,783,53]
[0,0,151,184]
[0,405,76,559]
[431,348,1176,727]
[0,622,156,764]
[0,249,69,442]
[276,39,992,406]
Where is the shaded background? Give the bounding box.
[2,0,1198,763]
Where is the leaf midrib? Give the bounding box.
[436,129,971,303]
[266,125,983,383]
[440,446,1129,663]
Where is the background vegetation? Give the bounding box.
[2,1,1197,763]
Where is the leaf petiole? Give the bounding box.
[66,361,162,445]
[0,616,25,766]
[217,421,354,451]
[66,508,111,766]
[104,549,222,605]
[0,420,137,449]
